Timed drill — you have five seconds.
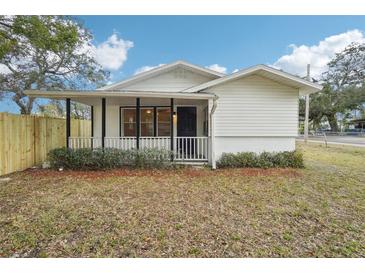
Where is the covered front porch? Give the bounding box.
[27,90,216,163]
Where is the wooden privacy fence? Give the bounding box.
[0,112,91,176]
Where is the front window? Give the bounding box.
[157,108,171,136]
[121,107,171,137]
[123,109,136,137]
[141,108,154,136]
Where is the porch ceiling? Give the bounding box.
[70,97,208,106]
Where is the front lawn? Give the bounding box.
[0,143,364,257]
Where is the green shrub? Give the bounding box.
[217,150,304,168]
[132,148,172,168]
[48,147,173,170]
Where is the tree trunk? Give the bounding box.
[327,114,339,132]
[25,97,34,114]
[14,95,34,114]
[18,102,32,114]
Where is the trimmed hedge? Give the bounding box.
[48,147,173,170]
[217,150,304,168]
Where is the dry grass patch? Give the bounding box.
[0,142,364,257]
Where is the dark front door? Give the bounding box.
[177,107,197,137]
[177,107,197,159]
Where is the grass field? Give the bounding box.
[0,143,364,257]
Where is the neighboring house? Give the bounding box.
[26,60,322,168]
[346,118,365,131]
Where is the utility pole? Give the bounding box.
[304,64,310,143]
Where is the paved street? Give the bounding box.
[297,135,365,147]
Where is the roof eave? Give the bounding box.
[183,64,323,93]
[299,87,322,95]
[24,90,215,100]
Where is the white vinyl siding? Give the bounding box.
[93,104,119,138]
[208,75,299,137]
[122,68,214,92]
[214,137,296,159]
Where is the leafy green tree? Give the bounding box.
[324,43,365,90]
[300,85,365,131]
[0,16,108,114]
[300,43,365,131]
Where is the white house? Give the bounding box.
[25,60,322,168]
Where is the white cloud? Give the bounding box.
[206,64,227,74]
[232,69,239,73]
[272,29,365,79]
[94,33,134,71]
[134,64,165,75]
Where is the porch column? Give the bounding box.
[66,98,71,148]
[101,98,106,148]
[91,105,94,149]
[153,107,157,137]
[119,107,122,137]
[170,98,174,161]
[208,99,212,164]
[209,98,217,169]
[91,106,94,138]
[136,98,140,149]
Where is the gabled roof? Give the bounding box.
[98,60,225,91]
[183,64,323,95]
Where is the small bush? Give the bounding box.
[48,147,173,170]
[217,150,304,168]
[133,148,173,168]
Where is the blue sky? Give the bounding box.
[2,16,365,113]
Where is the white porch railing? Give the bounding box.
[68,137,102,149]
[105,137,137,150]
[140,137,171,150]
[68,136,209,161]
[174,137,208,161]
